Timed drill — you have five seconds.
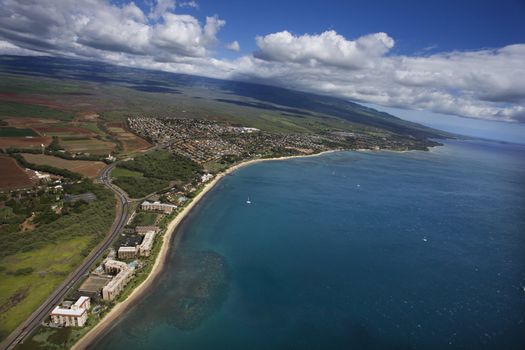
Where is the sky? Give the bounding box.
[0,0,524,142]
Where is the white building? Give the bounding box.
[118,246,138,260]
[201,173,213,183]
[138,230,156,257]
[102,260,135,301]
[141,200,177,214]
[50,296,91,327]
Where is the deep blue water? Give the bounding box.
[94,140,525,350]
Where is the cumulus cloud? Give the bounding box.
[226,40,240,52]
[149,0,176,20]
[0,0,523,122]
[0,0,224,59]
[255,30,394,69]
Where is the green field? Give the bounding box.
[81,122,104,135]
[111,167,143,178]
[60,138,115,154]
[0,236,92,339]
[0,181,115,340]
[132,211,158,226]
[110,150,201,198]
[118,150,201,182]
[113,176,168,198]
[0,127,38,137]
[0,101,74,121]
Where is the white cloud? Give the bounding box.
[0,0,224,59]
[0,0,523,122]
[226,40,240,52]
[148,0,176,20]
[179,1,199,9]
[255,30,394,69]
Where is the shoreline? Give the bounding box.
[72,149,338,349]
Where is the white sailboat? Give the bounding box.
[246,196,252,204]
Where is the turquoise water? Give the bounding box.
[94,140,525,350]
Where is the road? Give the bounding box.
[0,163,130,350]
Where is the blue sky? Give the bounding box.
[0,0,524,142]
[187,0,525,58]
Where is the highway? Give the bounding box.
[0,163,130,350]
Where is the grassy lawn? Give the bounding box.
[132,211,158,226]
[111,167,143,178]
[0,127,38,137]
[0,236,92,340]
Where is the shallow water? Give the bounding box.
[94,140,525,350]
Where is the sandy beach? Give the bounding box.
[72,150,338,349]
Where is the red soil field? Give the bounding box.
[21,153,106,179]
[33,126,95,136]
[0,155,36,190]
[0,136,52,149]
[5,117,59,128]
[0,93,64,109]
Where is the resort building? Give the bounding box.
[138,230,156,257]
[141,200,177,214]
[118,246,138,260]
[135,225,159,234]
[50,296,91,327]
[201,173,213,183]
[102,259,135,301]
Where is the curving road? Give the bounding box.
[0,163,130,350]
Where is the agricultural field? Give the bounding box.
[0,101,74,121]
[105,122,150,153]
[0,136,51,150]
[33,126,94,138]
[0,155,36,190]
[3,117,59,128]
[0,127,38,137]
[21,153,106,178]
[60,137,116,155]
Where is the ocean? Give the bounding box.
[93,140,525,350]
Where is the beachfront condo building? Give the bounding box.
[102,259,135,301]
[50,296,91,327]
[135,225,159,234]
[118,246,138,260]
[138,230,156,257]
[141,200,177,214]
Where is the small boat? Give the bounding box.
[246,197,252,204]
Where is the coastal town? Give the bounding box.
[34,116,438,336]
[0,110,443,350]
